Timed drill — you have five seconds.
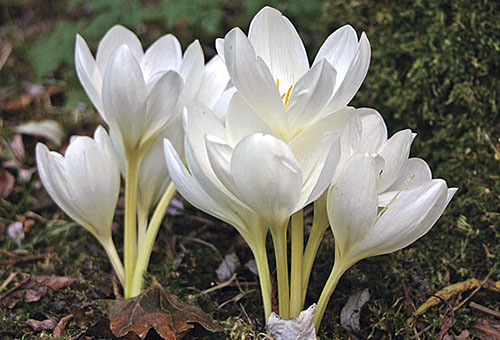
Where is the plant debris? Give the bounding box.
[89,283,222,340]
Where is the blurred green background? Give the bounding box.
[0,0,499,339]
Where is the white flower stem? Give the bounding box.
[271,224,290,318]
[252,241,272,321]
[101,237,125,287]
[313,260,346,331]
[302,194,329,305]
[137,205,149,250]
[290,209,304,317]
[130,181,176,296]
[124,151,140,298]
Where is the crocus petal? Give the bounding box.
[179,40,204,104]
[224,28,286,131]
[96,25,144,75]
[286,60,337,132]
[355,108,387,153]
[225,92,275,147]
[313,25,359,86]
[323,32,371,112]
[215,38,225,62]
[356,179,452,259]
[141,34,182,82]
[378,129,414,192]
[300,132,341,206]
[75,35,103,114]
[212,87,236,122]
[102,45,147,151]
[205,135,240,196]
[248,6,309,91]
[195,56,230,109]
[378,158,433,207]
[230,134,302,224]
[327,153,378,259]
[36,144,87,231]
[144,70,183,141]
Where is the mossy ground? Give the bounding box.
[1,0,499,339]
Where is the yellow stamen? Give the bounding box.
[284,85,293,107]
[276,78,280,89]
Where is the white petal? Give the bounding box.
[179,40,204,104]
[225,92,275,147]
[355,108,387,153]
[212,87,236,122]
[313,25,358,85]
[300,132,341,206]
[224,28,286,131]
[378,129,413,192]
[205,135,240,196]
[36,144,87,231]
[358,179,450,258]
[195,56,230,109]
[327,153,378,260]
[141,34,182,82]
[248,6,309,90]
[96,25,144,75]
[289,107,353,183]
[215,38,225,62]
[323,32,371,112]
[145,70,183,141]
[75,35,103,114]
[102,45,147,151]
[230,134,302,224]
[286,60,337,131]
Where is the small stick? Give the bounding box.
[0,274,30,302]
[7,254,48,265]
[453,273,491,312]
[469,301,500,319]
[0,272,17,291]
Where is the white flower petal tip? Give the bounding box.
[267,304,317,340]
[36,128,120,241]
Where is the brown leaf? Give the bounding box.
[95,284,222,340]
[53,314,73,338]
[0,169,15,198]
[0,274,76,308]
[472,318,500,339]
[26,318,55,331]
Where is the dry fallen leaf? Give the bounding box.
[472,318,500,339]
[216,251,240,282]
[93,284,222,340]
[26,318,55,331]
[340,289,370,340]
[14,119,64,146]
[0,169,15,198]
[0,274,76,308]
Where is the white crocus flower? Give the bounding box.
[313,152,456,328]
[75,25,206,154]
[216,6,370,142]
[36,126,124,284]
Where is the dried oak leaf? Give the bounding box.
[97,284,222,340]
[0,169,15,198]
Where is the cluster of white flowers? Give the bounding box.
[36,6,456,332]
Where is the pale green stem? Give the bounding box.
[302,195,329,305]
[101,237,125,287]
[137,205,149,249]
[130,182,176,296]
[313,260,347,331]
[251,241,272,321]
[124,151,140,298]
[290,210,304,317]
[270,224,290,318]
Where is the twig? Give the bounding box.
[0,272,17,291]
[195,273,238,297]
[0,274,30,302]
[469,301,500,319]
[453,273,491,312]
[7,253,49,265]
[0,249,17,257]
